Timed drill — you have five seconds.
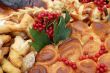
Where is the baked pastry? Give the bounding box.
[77,59,97,73]
[82,40,101,56]
[58,38,82,62]
[98,53,110,71]
[105,36,110,51]
[49,62,75,73]
[29,63,49,73]
[36,45,59,65]
[0,0,109,73]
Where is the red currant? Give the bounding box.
[33,11,60,39]
[58,57,77,69]
[80,0,110,11]
[97,63,108,73]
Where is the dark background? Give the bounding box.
[0,0,47,9]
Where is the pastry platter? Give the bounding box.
[0,0,110,73]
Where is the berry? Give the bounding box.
[33,11,60,39]
[80,0,110,11]
[95,53,100,58]
[71,63,77,69]
[97,63,108,73]
[89,36,94,40]
[92,56,98,62]
[79,55,87,60]
[58,57,77,70]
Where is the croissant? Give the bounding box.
[98,53,110,71]
[36,45,59,65]
[0,14,34,34]
[11,36,32,56]
[0,67,3,73]
[91,22,110,40]
[0,35,11,48]
[29,63,49,73]
[70,21,89,34]
[0,47,10,56]
[77,59,97,73]
[82,40,101,56]
[8,49,23,68]
[0,50,4,64]
[105,36,110,51]
[22,52,36,72]
[69,21,93,45]
[58,38,82,62]
[1,58,21,73]
[49,62,75,73]
[64,0,109,22]
[0,47,9,64]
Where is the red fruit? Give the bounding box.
[61,58,67,62]
[99,50,104,55]
[48,14,53,20]
[33,24,37,30]
[100,64,105,68]
[42,24,46,28]
[71,63,77,69]
[104,50,108,53]
[100,44,105,50]
[97,63,108,73]
[64,60,69,65]
[99,68,105,72]
[33,11,60,39]
[104,66,108,71]
[49,26,53,30]
[69,61,74,66]
[79,56,86,60]
[89,36,94,40]
[58,57,77,70]
[95,53,100,58]
[88,55,94,59]
[38,27,42,32]
[106,4,110,8]
[92,56,98,62]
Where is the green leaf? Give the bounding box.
[29,10,71,51]
[29,28,51,52]
[64,10,71,24]
[53,16,71,44]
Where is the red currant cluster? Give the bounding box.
[33,11,60,39]
[79,55,98,62]
[95,44,108,57]
[96,63,108,73]
[94,0,110,11]
[79,44,108,62]
[80,0,110,11]
[58,57,77,69]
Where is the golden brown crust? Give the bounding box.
[91,22,110,40]
[0,1,110,73]
[36,45,59,65]
[77,59,97,73]
[83,40,100,56]
[98,53,110,70]
[58,38,82,61]
[105,36,110,51]
[29,63,49,73]
[49,62,75,73]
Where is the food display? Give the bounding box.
[0,0,110,73]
